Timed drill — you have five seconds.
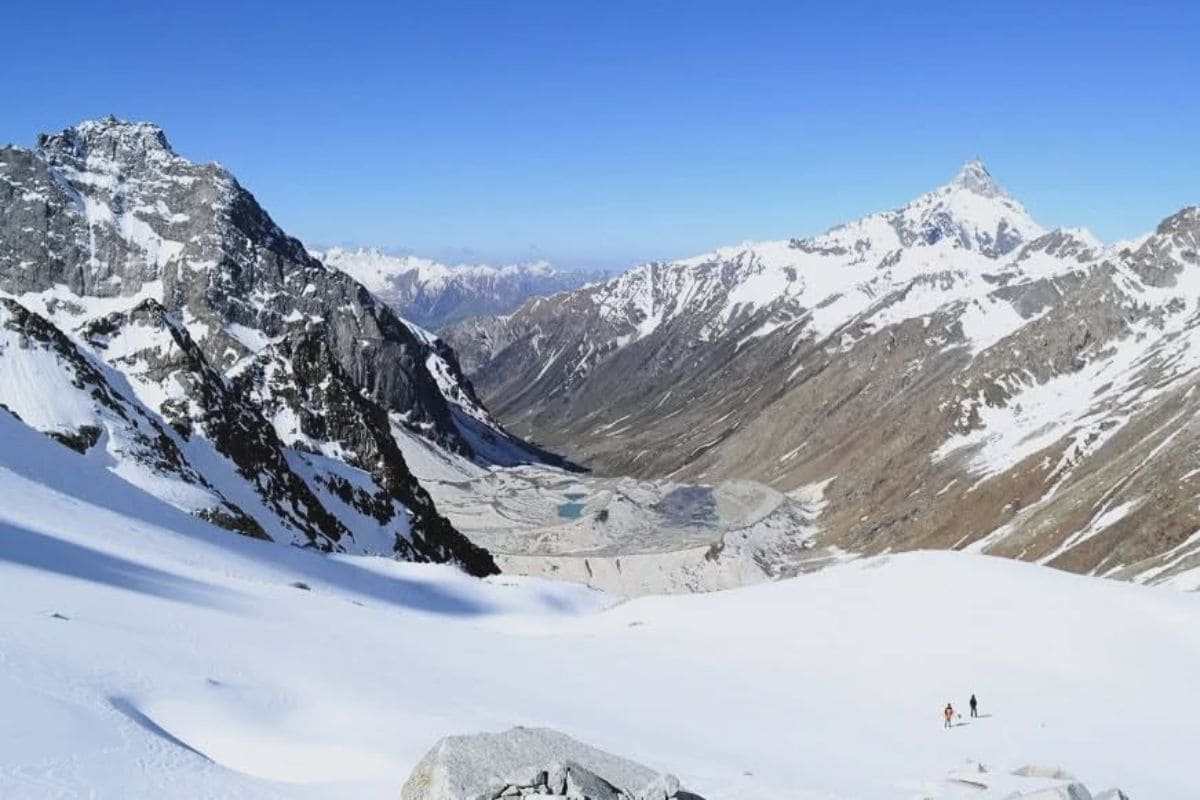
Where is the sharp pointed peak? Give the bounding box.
[947,158,1004,197]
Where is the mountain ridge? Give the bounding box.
[315,246,604,330]
[444,162,1200,586]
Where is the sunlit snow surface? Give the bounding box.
[1,409,1196,799]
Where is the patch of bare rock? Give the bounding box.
[401,727,705,800]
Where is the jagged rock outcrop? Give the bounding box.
[0,297,270,538]
[401,727,704,800]
[446,161,1200,585]
[81,298,348,545]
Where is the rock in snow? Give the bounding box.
[1012,765,1078,781]
[1005,784,1093,800]
[401,727,705,800]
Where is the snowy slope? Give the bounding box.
[316,247,601,330]
[0,408,1193,799]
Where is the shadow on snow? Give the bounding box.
[0,521,240,610]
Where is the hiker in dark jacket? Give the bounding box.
[969,694,978,718]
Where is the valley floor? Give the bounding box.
[395,432,830,596]
[1,413,1197,798]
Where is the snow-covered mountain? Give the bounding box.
[447,160,1063,372]
[315,246,602,330]
[445,161,1200,584]
[0,117,562,573]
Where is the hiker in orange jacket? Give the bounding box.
[944,702,955,728]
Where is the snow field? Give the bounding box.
[2,408,1197,798]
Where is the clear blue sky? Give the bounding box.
[4,1,1197,269]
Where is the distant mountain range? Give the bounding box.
[314,247,603,331]
[444,160,1200,584]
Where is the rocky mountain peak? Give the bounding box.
[36,116,175,168]
[948,158,1003,198]
[887,159,1042,256]
[1154,205,1200,237]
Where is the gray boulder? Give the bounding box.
[401,727,705,800]
[1012,765,1078,781]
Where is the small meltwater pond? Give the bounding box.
[556,492,587,520]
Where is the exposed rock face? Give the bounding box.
[12,118,467,450]
[401,727,704,800]
[0,297,273,536]
[0,117,556,573]
[446,162,1200,585]
[81,298,348,545]
[315,247,603,331]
